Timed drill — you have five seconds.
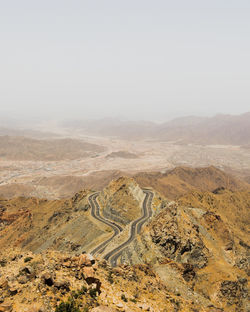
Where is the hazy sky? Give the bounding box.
[0,0,249,121]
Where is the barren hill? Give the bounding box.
[156,112,250,145]
[98,177,145,225]
[178,189,250,243]
[105,151,138,159]
[0,136,105,161]
[134,166,250,199]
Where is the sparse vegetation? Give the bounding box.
[121,294,128,302]
[71,286,88,300]
[24,256,33,263]
[55,286,91,312]
[0,259,7,267]
[89,287,98,298]
[55,297,80,312]
[107,271,114,284]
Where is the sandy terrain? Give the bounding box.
[1,135,250,198]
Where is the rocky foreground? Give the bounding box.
[0,168,249,312]
[0,250,212,312]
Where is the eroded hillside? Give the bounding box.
[0,191,110,254]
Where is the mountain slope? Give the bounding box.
[121,189,249,311]
[0,191,111,253]
[156,112,250,145]
[98,177,145,225]
[178,189,250,243]
[134,166,250,199]
[61,112,250,145]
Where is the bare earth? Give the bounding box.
[1,134,250,199]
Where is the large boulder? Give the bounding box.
[42,272,54,286]
[83,266,95,279]
[54,278,70,291]
[78,253,94,267]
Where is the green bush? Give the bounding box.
[55,299,80,312]
[107,271,114,284]
[89,288,98,298]
[24,256,33,263]
[0,259,7,267]
[121,294,128,302]
[55,285,95,311]
[71,286,87,299]
[79,285,87,294]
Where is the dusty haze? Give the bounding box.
[0,0,250,122]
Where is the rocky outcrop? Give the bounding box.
[99,177,145,225]
[150,204,209,268]
[120,196,249,311]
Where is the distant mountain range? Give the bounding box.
[62,112,250,145]
[1,112,249,145]
[156,112,250,145]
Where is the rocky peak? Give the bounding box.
[98,177,145,225]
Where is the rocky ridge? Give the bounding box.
[97,177,145,225]
[134,166,249,200]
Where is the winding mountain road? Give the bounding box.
[104,190,154,267]
[88,193,123,255]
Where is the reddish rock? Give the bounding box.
[63,261,71,268]
[83,266,95,279]
[79,254,92,267]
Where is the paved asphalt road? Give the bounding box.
[88,193,123,255]
[103,190,154,267]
